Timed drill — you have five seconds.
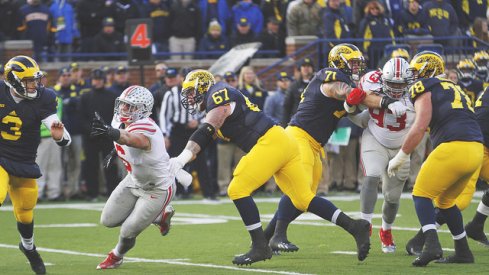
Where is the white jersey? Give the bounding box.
[111,117,173,190]
[361,71,416,149]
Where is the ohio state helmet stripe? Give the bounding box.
[395,58,401,78]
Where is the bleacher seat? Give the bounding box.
[416,44,444,55]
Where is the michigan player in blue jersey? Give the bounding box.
[388,51,484,266]
[264,43,409,253]
[169,68,372,266]
[0,56,72,274]
[456,59,484,105]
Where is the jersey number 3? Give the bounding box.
[1,111,22,141]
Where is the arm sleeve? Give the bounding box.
[42,114,72,145]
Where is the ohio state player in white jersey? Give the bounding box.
[349,57,415,253]
[90,85,191,270]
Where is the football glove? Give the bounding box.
[90,112,120,141]
[346,88,366,106]
[387,101,407,117]
[387,150,410,177]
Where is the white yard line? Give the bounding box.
[331,248,455,256]
[0,244,314,275]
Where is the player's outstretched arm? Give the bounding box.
[43,114,72,146]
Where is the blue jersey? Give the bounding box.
[410,77,483,148]
[475,87,489,148]
[0,82,57,178]
[205,82,275,153]
[458,78,484,106]
[289,68,354,145]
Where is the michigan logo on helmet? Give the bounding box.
[328,43,365,81]
[456,59,476,79]
[181,69,216,114]
[410,51,445,79]
[473,50,489,70]
[115,85,154,124]
[4,55,43,100]
[391,48,410,61]
[382,57,413,99]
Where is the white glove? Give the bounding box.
[387,150,410,177]
[176,169,193,188]
[168,157,185,177]
[344,101,357,113]
[387,101,407,117]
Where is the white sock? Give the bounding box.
[381,219,392,230]
[112,247,123,258]
[477,201,489,216]
[360,213,373,224]
[21,236,34,251]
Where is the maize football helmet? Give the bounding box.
[410,51,445,79]
[328,43,365,81]
[391,48,410,61]
[473,50,489,74]
[114,85,154,124]
[181,69,216,114]
[4,55,43,100]
[382,57,413,99]
[456,59,476,79]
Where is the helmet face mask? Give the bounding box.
[457,59,476,79]
[114,85,153,124]
[4,55,43,100]
[382,57,413,99]
[473,51,489,73]
[328,43,365,81]
[181,70,215,115]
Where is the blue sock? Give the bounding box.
[277,195,303,222]
[435,208,446,226]
[440,205,465,236]
[233,196,260,226]
[413,195,436,226]
[307,196,338,221]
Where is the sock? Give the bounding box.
[233,196,261,228]
[335,211,355,232]
[413,195,436,227]
[264,212,277,241]
[382,201,399,224]
[307,196,338,222]
[249,227,267,248]
[18,222,34,250]
[440,205,465,237]
[472,211,488,225]
[114,237,135,258]
[277,195,302,222]
[435,207,446,227]
[382,219,392,230]
[360,213,373,223]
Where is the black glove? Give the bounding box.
[90,112,121,141]
[103,148,118,169]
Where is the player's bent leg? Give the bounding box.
[465,190,489,247]
[100,178,138,228]
[268,195,301,253]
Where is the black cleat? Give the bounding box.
[406,229,425,256]
[465,221,489,247]
[19,243,46,274]
[435,254,474,264]
[412,232,443,267]
[232,245,272,266]
[349,219,371,261]
[269,236,299,253]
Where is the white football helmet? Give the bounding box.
[359,70,383,94]
[115,85,154,123]
[382,57,413,99]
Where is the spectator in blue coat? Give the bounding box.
[232,0,264,35]
[50,0,80,61]
[199,0,231,36]
[422,0,459,46]
[397,0,430,36]
[230,17,257,46]
[264,71,292,126]
[143,0,172,52]
[198,20,229,59]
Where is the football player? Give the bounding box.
[388,51,484,266]
[90,86,191,269]
[391,48,411,61]
[348,57,415,253]
[0,55,72,275]
[456,59,484,105]
[170,67,374,266]
[473,50,489,83]
[261,44,408,254]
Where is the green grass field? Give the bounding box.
[1,192,488,275]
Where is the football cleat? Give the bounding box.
[435,254,474,264]
[19,243,46,275]
[158,205,175,236]
[465,221,489,247]
[379,228,396,253]
[412,231,442,267]
[349,219,371,261]
[406,229,425,256]
[232,244,272,266]
[96,251,123,270]
[269,235,299,253]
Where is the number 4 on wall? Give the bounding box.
[131,24,151,48]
